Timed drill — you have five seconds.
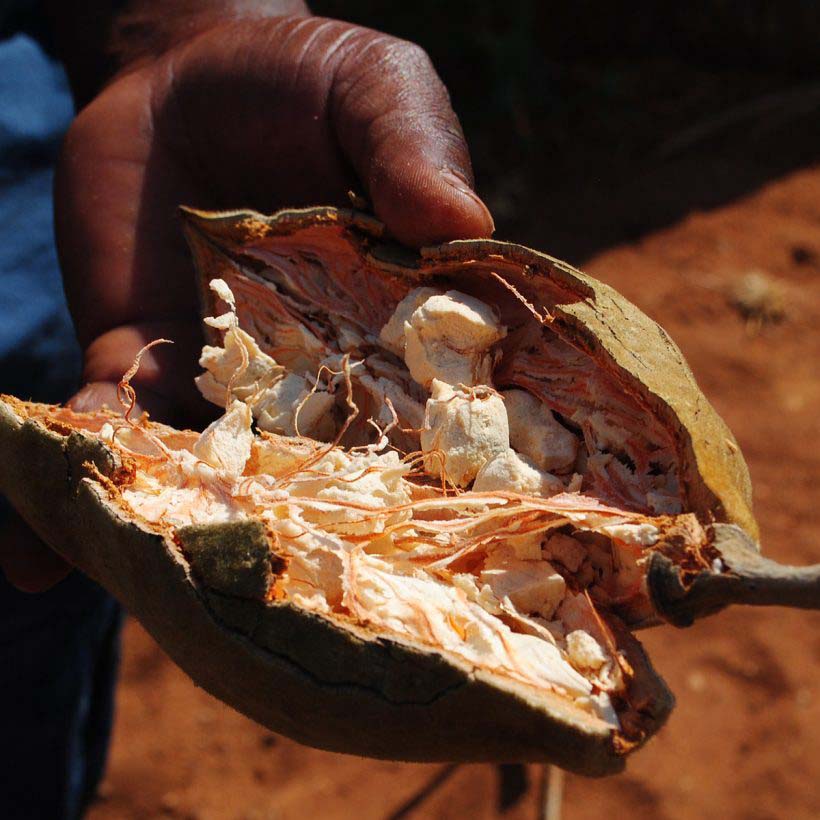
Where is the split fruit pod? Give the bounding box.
[1,206,817,776]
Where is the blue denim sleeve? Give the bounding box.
[0,29,123,820]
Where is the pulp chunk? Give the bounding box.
[473,449,563,496]
[481,549,566,618]
[255,373,335,440]
[544,533,586,573]
[192,400,253,476]
[566,630,609,671]
[402,290,505,387]
[196,279,334,440]
[503,390,578,474]
[250,435,319,476]
[197,324,282,407]
[421,381,509,487]
[470,446,564,558]
[356,371,425,432]
[378,287,441,355]
[599,522,660,547]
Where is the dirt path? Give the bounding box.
[88,166,820,820]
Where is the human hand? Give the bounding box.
[1,10,493,591]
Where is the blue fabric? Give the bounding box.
[0,32,81,401]
[0,30,122,820]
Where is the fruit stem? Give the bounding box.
[647,523,820,626]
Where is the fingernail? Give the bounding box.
[441,170,495,237]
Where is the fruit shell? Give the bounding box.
[0,203,757,774]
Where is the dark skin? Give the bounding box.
[0,2,493,591]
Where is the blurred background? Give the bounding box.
[67,1,820,817]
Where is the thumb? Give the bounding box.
[330,32,494,247]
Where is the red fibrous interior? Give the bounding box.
[18,230,705,740]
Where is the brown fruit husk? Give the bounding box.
[0,206,765,776]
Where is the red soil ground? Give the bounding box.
[87,163,820,820]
